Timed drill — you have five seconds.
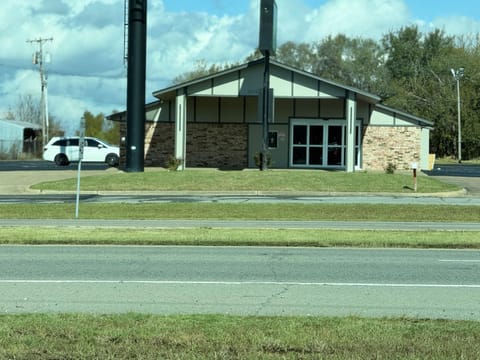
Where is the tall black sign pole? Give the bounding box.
[258,0,277,171]
[261,52,271,171]
[126,0,147,172]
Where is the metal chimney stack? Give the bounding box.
[125,0,147,172]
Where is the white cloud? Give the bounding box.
[281,0,411,41]
[428,15,480,37]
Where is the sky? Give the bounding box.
[1,0,480,135]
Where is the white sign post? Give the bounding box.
[75,117,85,219]
[412,162,418,192]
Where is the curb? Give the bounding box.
[32,189,469,198]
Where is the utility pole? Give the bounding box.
[27,37,53,147]
[451,67,464,163]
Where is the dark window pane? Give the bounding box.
[268,131,277,148]
[328,148,342,165]
[292,147,306,165]
[54,139,67,146]
[309,147,323,165]
[293,126,307,145]
[87,139,100,147]
[328,126,342,145]
[310,126,323,145]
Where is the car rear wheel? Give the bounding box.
[54,154,69,166]
[105,153,119,167]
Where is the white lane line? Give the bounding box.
[1,280,480,288]
[439,260,480,263]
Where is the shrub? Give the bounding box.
[165,156,183,171]
[385,162,397,174]
[254,152,272,170]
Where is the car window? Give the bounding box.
[67,139,79,146]
[86,139,100,147]
[53,139,67,146]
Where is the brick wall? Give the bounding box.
[120,122,420,171]
[187,123,248,168]
[362,126,421,170]
[120,122,248,169]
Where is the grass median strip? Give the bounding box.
[30,169,460,193]
[1,228,479,248]
[1,314,479,359]
[1,203,479,221]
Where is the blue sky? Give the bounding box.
[1,0,479,135]
[164,0,480,21]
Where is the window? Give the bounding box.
[290,119,362,168]
[86,139,100,147]
[67,138,79,146]
[268,131,278,149]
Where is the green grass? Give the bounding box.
[1,227,479,248]
[436,157,480,165]
[1,314,479,359]
[1,203,478,221]
[2,203,478,248]
[31,169,460,193]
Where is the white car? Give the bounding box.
[43,136,120,166]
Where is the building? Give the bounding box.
[109,58,432,171]
[0,119,42,157]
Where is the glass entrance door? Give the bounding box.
[290,120,361,168]
[291,125,324,166]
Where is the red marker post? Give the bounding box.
[412,162,418,192]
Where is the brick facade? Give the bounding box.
[186,123,248,168]
[120,122,248,169]
[120,123,421,171]
[362,126,421,170]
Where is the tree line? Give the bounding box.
[175,25,480,160]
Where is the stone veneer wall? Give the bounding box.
[362,126,421,170]
[120,122,248,169]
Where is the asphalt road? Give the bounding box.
[1,246,479,319]
[1,193,480,205]
[0,160,109,171]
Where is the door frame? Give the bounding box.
[289,118,362,169]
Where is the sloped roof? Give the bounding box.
[376,104,433,127]
[152,58,381,103]
[109,58,432,128]
[0,119,42,130]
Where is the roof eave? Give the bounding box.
[376,104,434,127]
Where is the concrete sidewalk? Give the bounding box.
[0,170,110,195]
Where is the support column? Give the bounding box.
[345,91,357,173]
[175,92,187,171]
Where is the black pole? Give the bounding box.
[261,52,270,171]
[125,0,147,172]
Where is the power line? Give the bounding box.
[0,61,126,80]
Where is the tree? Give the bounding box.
[80,111,120,145]
[172,59,240,84]
[4,94,41,125]
[380,25,480,158]
[4,94,64,139]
